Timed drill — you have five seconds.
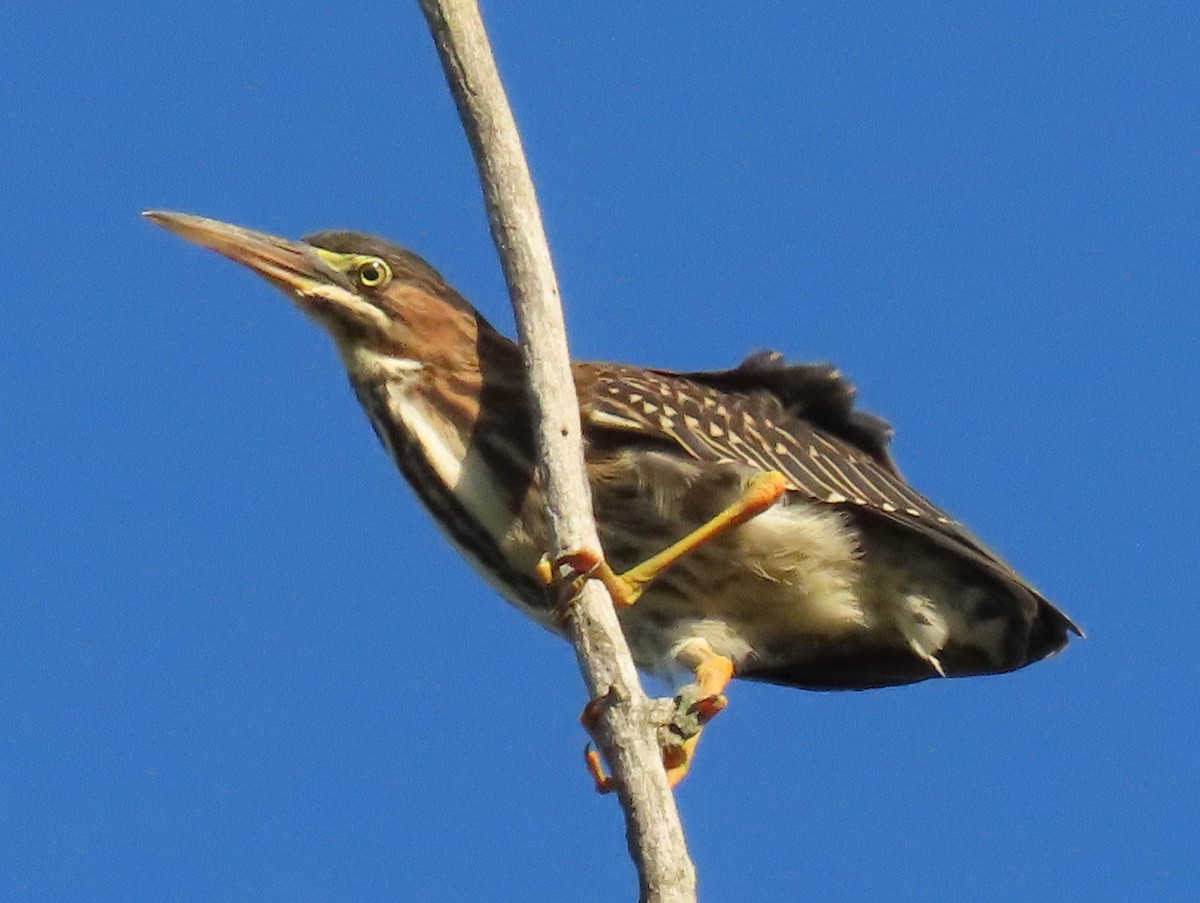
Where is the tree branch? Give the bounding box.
[416,2,696,900]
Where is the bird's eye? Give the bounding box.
[356,258,391,288]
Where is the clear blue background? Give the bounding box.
[3,3,1197,900]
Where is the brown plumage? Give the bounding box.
[147,212,1079,697]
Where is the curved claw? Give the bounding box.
[584,743,615,794]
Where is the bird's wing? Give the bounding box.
[579,353,1072,622]
[582,355,950,525]
[668,350,900,473]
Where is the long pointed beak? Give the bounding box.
[143,211,337,298]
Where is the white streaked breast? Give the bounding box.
[382,382,522,547]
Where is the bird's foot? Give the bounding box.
[659,641,736,787]
[537,547,644,609]
[580,687,730,793]
[660,683,729,786]
[578,646,735,793]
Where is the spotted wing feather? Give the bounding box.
[586,359,947,524]
[582,353,1078,635]
[669,350,898,472]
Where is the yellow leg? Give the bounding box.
[547,470,787,608]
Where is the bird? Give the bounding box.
[145,211,1080,788]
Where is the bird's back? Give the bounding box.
[576,353,1079,689]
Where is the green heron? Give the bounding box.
[146,211,1079,788]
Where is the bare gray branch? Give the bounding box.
[416,2,697,900]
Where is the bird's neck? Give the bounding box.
[339,315,535,508]
[341,319,544,607]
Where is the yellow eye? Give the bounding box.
[356,258,391,288]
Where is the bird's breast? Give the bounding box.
[353,376,552,623]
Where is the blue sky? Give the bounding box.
[3,2,1198,900]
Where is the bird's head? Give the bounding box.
[144,211,500,379]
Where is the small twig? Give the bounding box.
[416,2,697,900]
